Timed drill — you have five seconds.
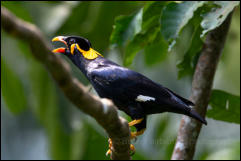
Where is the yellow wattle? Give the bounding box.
[76,44,103,59]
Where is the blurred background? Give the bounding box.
[1,1,240,160]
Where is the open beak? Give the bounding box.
[52,36,68,53]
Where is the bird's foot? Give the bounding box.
[130,128,146,140]
[106,138,136,156]
[129,144,136,156]
[106,138,112,156]
[128,118,144,127]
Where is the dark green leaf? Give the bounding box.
[111,8,143,47]
[142,1,169,30]
[207,90,240,124]
[110,14,136,46]
[111,2,169,66]
[132,151,148,160]
[144,31,168,66]
[28,60,72,159]
[161,1,205,50]
[82,122,108,160]
[177,21,203,79]
[201,1,240,37]
[50,125,71,160]
[1,58,27,114]
[1,1,33,22]
[70,122,87,159]
[124,27,160,66]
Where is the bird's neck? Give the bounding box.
[67,53,100,78]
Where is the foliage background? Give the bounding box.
[1,1,240,160]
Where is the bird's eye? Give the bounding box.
[69,39,75,44]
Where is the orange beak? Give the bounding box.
[52,36,68,53]
[52,47,66,53]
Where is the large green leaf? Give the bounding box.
[110,14,136,46]
[29,61,73,159]
[111,9,144,48]
[110,2,167,47]
[70,121,87,160]
[1,58,27,114]
[1,1,33,22]
[161,1,205,50]
[207,90,240,124]
[201,1,240,37]
[144,31,168,66]
[142,1,169,31]
[176,14,203,79]
[81,122,108,160]
[124,26,160,66]
[110,2,169,66]
[23,2,79,35]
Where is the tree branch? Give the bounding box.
[1,6,131,160]
[171,13,233,160]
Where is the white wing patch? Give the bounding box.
[136,95,155,102]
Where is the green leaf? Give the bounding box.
[207,90,240,124]
[144,31,168,66]
[82,122,108,160]
[31,65,72,159]
[110,8,143,47]
[70,122,87,159]
[110,14,136,46]
[50,124,71,160]
[177,17,203,79]
[1,1,33,22]
[132,151,148,160]
[142,1,169,30]
[1,58,27,114]
[111,2,169,66]
[124,27,160,66]
[123,2,171,66]
[161,1,206,50]
[201,1,240,37]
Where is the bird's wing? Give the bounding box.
[90,64,185,108]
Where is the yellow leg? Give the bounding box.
[106,118,145,156]
[128,118,144,127]
[130,128,146,139]
[130,144,136,156]
[106,138,136,156]
[106,149,111,156]
[106,138,112,156]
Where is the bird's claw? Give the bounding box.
[130,144,136,156]
[106,138,136,156]
[106,138,113,156]
[106,149,112,156]
[106,128,145,157]
[130,129,146,140]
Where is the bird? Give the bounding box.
[52,35,207,156]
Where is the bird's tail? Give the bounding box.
[187,109,207,125]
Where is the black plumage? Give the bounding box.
[52,36,207,133]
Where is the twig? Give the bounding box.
[1,6,131,160]
[171,12,233,160]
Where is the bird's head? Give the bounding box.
[52,36,103,59]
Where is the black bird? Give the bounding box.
[52,36,207,155]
